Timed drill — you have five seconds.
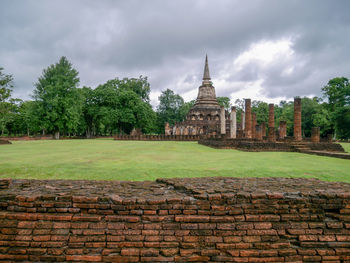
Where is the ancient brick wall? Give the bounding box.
[198,138,346,153]
[0,178,349,262]
[0,140,11,145]
[114,135,200,141]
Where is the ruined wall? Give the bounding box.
[0,140,11,145]
[114,135,200,141]
[0,178,349,262]
[198,138,346,153]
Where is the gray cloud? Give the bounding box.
[1,0,350,105]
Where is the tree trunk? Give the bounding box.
[54,131,60,140]
[86,127,91,139]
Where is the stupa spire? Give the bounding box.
[202,55,211,85]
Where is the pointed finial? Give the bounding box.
[203,54,211,81]
[202,55,212,86]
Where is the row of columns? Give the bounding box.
[221,97,304,141]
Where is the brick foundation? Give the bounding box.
[0,177,349,262]
[0,139,11,145]
[114,135,200,141]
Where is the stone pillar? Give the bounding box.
[279,121,287,139]
[268,104,275,142]
[176,126,181,136]
[261,122,266,138]
[230,106,237,139]
[220,106,226,135]
[294,97,302,141]
[244,99,252,138]
[256,125,263,140]
[251,112,257,139]
[164,122,171,136]
[311,127,320,143]
[183,127,189,135]
[241,111,245,131]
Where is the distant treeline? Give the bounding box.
[0,57,349,139]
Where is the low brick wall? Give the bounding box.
[0,139,11,145]
[199,138,345,153]
[0,177,350,262]
[0,136,53,141]
[114,135,200,141]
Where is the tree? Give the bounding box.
[80,77,157,136]
[179,100,195,121]
[0,67,15,135]
[322,77,350,139]
[217,96,231,111]
[33,56,82,139]
[156,89,185,132]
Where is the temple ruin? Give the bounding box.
[165,55,308,141]
[161,56,347,157]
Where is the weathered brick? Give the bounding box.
[66,255,102,261]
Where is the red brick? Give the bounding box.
[121,248,140,256]
[106,215,140,222]
[17,221,36,228]
[140,248,159,257]
[66,255,102,261]
[240,249,259,257]
[53,222,71,229]
[243,236,261,242]
[299,235,318,241]
[254,222,272,229]
[175,215,209,222]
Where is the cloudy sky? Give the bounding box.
[1,0,350,107]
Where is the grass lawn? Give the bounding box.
[341,142,350,153]
[0,139,349,182]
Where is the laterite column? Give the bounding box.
[220,106,226,135]
[268,104,275,142]
[230,106,237,139]
[256,125,263,140]
[261,122,266,139]
[244,99,252,138]
[279,121,287,139]
[311,127,320,143]
[241,111,245,131]
[294,98,302,141]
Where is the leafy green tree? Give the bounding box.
[0,67,15,135]
[217,96,231,111]
[322,77,350,139]
[33,57,82,139]
[252,100,269,124]
[80,77,157,136]
[156,89,185,132]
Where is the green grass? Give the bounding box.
[341,142,350,153]
[0,139,349,182]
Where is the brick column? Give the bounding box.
[279,121,287,139]
[220,106,226,135]
[244,99,252,138]
[256,125,263,140]
[311,127,320,143]
[261,122,266,139]
[294,98,302,141]
[230,107,237,139]
[268,104,275,142]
